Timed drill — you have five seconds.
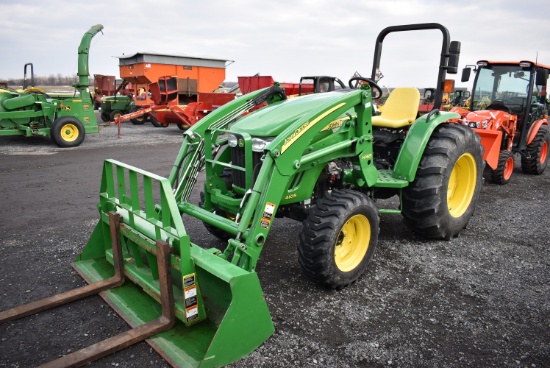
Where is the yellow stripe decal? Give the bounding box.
[282,102,346,153]
[320,114,355,132]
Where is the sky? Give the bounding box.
[1,0,549,90]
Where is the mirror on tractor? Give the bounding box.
[461,67,472,82]
[535,67,549,86]
[447,41,461,74]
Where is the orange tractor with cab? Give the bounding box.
[451,60,550,184]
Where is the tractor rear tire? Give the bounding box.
[402,123,483,240]
[298,189,379,289]
[129,106,145,125]
[50,116,85,148]
[521,126,549,175]
[490,150,514,185]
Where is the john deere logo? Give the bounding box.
[238,139,244,148]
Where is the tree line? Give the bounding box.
[1,74,79,87]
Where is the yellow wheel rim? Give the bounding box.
[61,123,79,142]
[447,153,476,218]
[334,214,371,272]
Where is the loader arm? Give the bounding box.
[176,86,378,273]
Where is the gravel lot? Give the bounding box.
[0,117,548,367]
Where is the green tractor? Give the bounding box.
[0,24,483,367]
[99,94,132,122]
[0,25,103,147]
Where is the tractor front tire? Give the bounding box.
[521,126,549,175]
[100,112,110,122]
[490,150,514,185]
[402,123,483,240]
[298,189,379,289]
[50,117,85,148]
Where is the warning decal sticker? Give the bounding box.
[183,273,199,322]
[260,202,276,229]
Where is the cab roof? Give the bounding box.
[477,60,550,70]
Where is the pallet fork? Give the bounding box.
[0,213,176,367]
[1,154,274,367]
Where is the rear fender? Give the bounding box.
[393,111,460,181]
[527,118,549,145]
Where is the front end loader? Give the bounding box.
[0,23,484,367]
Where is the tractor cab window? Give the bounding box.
[319,80,331,93]
[472,65,531,113]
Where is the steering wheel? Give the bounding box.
[348,77,383,99]
[492,99,514,105]
[486,99,513,113]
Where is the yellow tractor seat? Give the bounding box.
[372,87,420,129]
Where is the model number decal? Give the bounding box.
[361,153,373,160]
[281,102,346,153]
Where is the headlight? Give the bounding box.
[251,137,274,152]
[228,134,238,147]
[468,121,478,128]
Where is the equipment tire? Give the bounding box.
[129,106,146,125]
[491,150,514,185]
[521,126,549,175]
[149,114,163,127]
[177,124,187,131]
[110,110,122,121]
[100,112,110,122]
[50,116,85,148]
[402,123,483,240]
[298,189,379,289]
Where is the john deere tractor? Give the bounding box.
[0,24,483,367]
[0,25,103,147]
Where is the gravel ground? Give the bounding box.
[0,117,549,367]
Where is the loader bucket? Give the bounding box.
[72,159,274,367]
[473,128,502,170]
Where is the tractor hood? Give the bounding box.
[101,95,131,102]
[462,109,511,130]
[231,91,348,137]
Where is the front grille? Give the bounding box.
[230,147,263,188]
